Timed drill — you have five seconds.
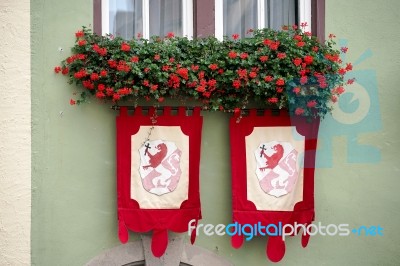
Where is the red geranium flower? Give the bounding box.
[168,74,180,88]
[61,67,69,75]
[347,78,355,85]
[293,87,301,94]
[277,53,286,59]
[263,39,272,46]
[75,30,84,38]
[268,97,278,103]
[196,85,205,93]
[276,78,285,86]
[300,76,308,85]
[335,86,345,94]
[338,68,347,75]
[304,55,313,65]
[191,64,199,71]
[142,80,150,87]
[176,68,189,80]
[269,41,280,50]
[90,73,99,81]
[293,58,302,66]
[208,79,217,87]
[131,56,139,63]
[100,70,107,77]
[294,35,302,41]
[300,22,308,28]
[228,50,237,59]
[203,91,211,98]
[232,79,241,89]
[96,91,105,99]
[307,100,317,108]
[198,71,205,79]
[237,69,247,79]
[346,63,353,71]
[295,108,304,115]
[249,71,257,79]
[73,69,87,79]
[296,41,305,47]
[106,87,114,96]
[259,55,268,62]
[209,64,218,71]
[54,66,62,73]
[97,84,105,91]
[264,75,273,82]
[108,60,117,68]
[121,42,130,51]
[117,87,131,95]
[82,80,94,90]
[113,93,121,101]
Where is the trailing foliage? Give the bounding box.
[55,26,352,118]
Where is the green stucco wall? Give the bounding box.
[31,0,400,265]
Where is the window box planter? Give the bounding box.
[55,25,352,119]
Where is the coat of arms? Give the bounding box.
[255,141,299,197]
[139,140,182,196]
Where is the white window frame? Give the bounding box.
[101,0,193,39]
[215,0,311,40]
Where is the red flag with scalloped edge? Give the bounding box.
[229,109,319,262]
[116,106,202,257]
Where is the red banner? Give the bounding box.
[230,109,320,262]
[116,106,202,257]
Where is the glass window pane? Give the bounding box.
[149,0,183,37]
[223,0,257,38]
[265,0,296,30]
[109,0,143,39]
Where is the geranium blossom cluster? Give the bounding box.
[56,26,352,118]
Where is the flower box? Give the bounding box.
[56,25,352,119]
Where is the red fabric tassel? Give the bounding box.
[267,236,286,263]
[118,219,129,244]
[151,229,169,258]
[231,233,244,249]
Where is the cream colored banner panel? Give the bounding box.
[131,126,189,209]
[246,126,305,211]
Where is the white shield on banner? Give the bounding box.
[255,141,299,198]
[139,140,182,196]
